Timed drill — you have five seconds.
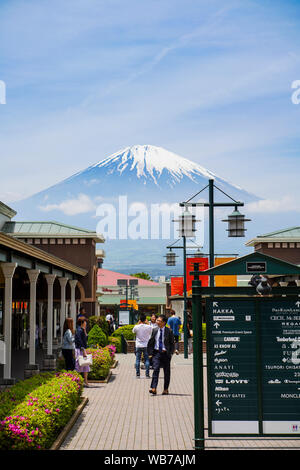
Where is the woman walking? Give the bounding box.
[62,317,75,370]
[75,316,90,387]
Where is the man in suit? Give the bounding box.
[147,314,175,395]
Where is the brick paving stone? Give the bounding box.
[60,353,300,451]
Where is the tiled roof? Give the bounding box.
[257,227,300,238]
[0,201,17,219]
[246,227,300,246]
[2,221,104,241]
[97,268,160,286]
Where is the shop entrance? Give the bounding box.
[12,301,29,350]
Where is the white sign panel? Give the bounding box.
[119,310,130,326]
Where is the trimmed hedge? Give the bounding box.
[88,315,110,337]
[87,324,108,348]
[111,325,136,341]
[0,371,83,450]
[108,336,121,353]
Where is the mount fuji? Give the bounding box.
[13,145,260,277]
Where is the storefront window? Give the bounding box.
[0,288,3,337]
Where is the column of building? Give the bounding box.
[25,269,40,377]
[59,277,68,343]
[0,262,17,383]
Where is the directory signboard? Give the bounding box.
[260,300,300,434]
[206,299,259,435]
[119,310,130,326]
[206,297,300,436]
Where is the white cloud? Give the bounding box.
[245,196,300,214]
[39,193,96,216]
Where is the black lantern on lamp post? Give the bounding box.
[164,250,178,266]
[222,206,251,237]
[180,179,251,286]
[165,208,201,359]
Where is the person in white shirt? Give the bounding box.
[106,312,114,335]
[132,314,155,378]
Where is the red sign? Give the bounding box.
[186,257,209,291]
[171,277,184,296]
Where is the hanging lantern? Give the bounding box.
[165,250,177,266]
[177,207,196,238]
[222,207,251,237]
[193,248,204,258]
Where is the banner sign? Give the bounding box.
[214,258,237,287]
[120,299,138,310]
[186,257,209,291]
[171,277,184,296]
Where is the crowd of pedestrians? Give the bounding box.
[61,307,191,394]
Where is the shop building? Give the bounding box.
[0,201,104,385]
[3,220,104,316]
[97,268,166,317]
[246,226,300,285]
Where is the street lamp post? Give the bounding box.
[165,237,202,359]
[180,178,251,450]
[180,179,251,286]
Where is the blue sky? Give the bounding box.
[0,0,300,215]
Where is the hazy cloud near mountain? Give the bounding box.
[0,0,300,211]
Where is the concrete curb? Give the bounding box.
[88,370,112,384]
[50,397,89,450]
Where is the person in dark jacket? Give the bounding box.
[147,314,175,395]
[75,317,90,387]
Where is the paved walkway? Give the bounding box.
[60,353,300,451]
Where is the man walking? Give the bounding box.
[147,314,175,395]
[167,310,181,355]
[132,314,153,378]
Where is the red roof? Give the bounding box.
[97,268,160,286]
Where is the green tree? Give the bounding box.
[130,272,152,280]
[87,324,108,348]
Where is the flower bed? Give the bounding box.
[56,345,117,380]
[86,347,114,380]
[0,371,83,450]
[108,336,121,353]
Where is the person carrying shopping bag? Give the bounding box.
[75,316,90,387]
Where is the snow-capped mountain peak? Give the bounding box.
[90,144,218,186]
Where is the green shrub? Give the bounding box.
[87,324,108,348]
[86,347,112,380]
[88,315,109,336]
[108,336,122,353]
[111,325,136,341]
[0,371,83,450]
